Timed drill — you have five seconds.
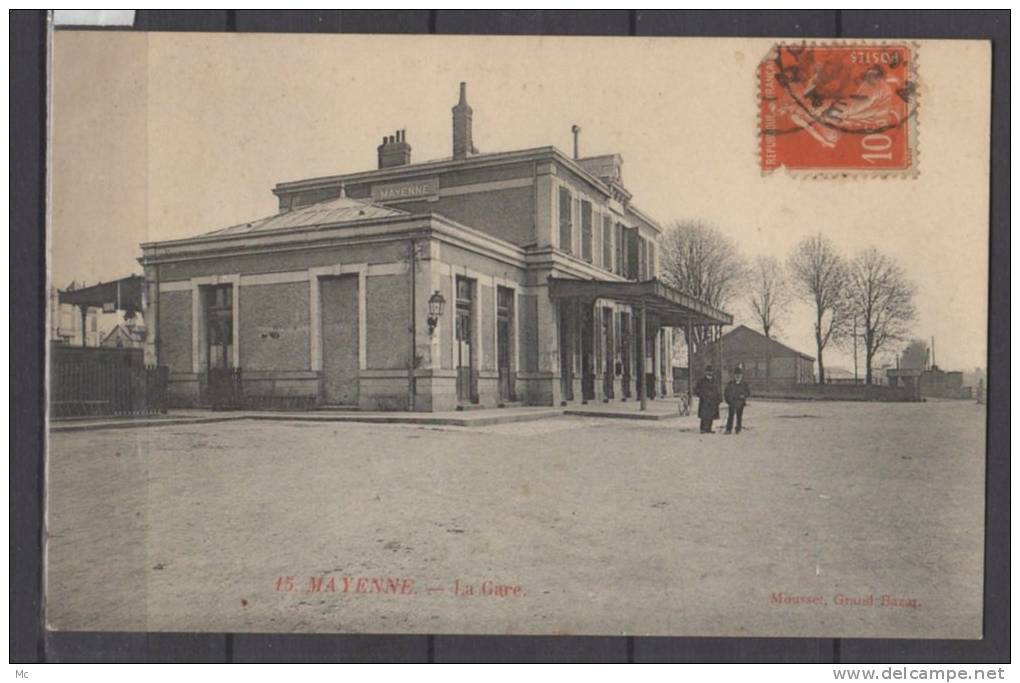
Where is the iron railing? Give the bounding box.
[50,344,168,418]
[206,367,244,410]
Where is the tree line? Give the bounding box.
[659,220,917,385]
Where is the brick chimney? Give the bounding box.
[452,82,477,160]
[377,129,411,169]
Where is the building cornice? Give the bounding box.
[140,214,428,261]
[524,246,629,283]
[272,146,615,201]
[627,203,664,234]
[139,212,530,272]
[426,213,528,270]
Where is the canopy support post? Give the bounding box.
[639,300,647,411]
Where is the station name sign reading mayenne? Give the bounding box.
[371,176,440,202]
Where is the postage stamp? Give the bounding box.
[759,43,919,175]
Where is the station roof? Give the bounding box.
[58,274,145,314]
[273,146,616,201]
[201,195,407,238]
[547,277,732,327]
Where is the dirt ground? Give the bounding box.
[44,399,986,638]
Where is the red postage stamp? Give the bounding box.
[759,43,919,175]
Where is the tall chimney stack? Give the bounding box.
[571,124,581,159]
[378,129,412,169]
[452,82,476,160]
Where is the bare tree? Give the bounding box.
[746,255,789,390]
[659,220,746,369]
[787,233,852,384]
[847,247,917,385]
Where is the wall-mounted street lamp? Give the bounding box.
[427,290,446,336]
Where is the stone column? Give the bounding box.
[534,284,562,406]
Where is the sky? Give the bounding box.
[50,33,990,372]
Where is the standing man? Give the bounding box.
[724,366,751,434]
[694,364,721,434]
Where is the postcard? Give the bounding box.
[46,32,990,639]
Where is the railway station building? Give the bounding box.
[140,83,731,411]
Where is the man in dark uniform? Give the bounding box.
[694,365,721,434]
[724,366,751,434]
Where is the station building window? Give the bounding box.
[602,214,613,271]
[626,228,640,280]
[558,186,573,254]
[455,277,478,404]
[203,284,234,370]
[614,223,625,277]
[580,200,593,263]
[496,286,516,402]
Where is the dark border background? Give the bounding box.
[10,9,1009,664]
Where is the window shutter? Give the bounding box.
[602,215,613,271]
[558,187,572,253]
[581,200,593,262]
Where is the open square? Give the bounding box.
[46,399,985,638]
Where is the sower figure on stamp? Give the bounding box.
[724,365,751,434]
[694,365,721,434]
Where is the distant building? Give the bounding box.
[872,363,895,386]
[886,368,923,400]
[920,366,971,399]
[694,325,815,389]
[51,277,145,348]
[48,286,101,347]
[101,323,146,349]
[961,367,986,391]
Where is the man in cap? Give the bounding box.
[693,364,722,434]
[724,364,751,434]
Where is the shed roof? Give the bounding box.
[721,325,815,361]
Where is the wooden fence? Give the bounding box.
[50,344,169,418]
[749,383,921,402]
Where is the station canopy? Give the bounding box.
[547,277,732,327]
[58,274,145,316]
